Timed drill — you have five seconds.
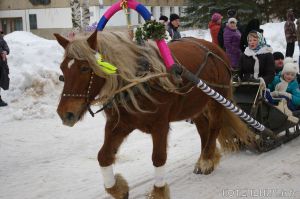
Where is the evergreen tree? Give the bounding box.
[268,0,300,21]
[183,0,300,28]
[183,0,260,28]
[182,0,260,28]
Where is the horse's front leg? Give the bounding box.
[148,123,170,199]
[98,122,133,199]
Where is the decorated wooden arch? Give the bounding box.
[96,0,175,70]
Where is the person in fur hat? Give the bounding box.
[268,58,300,110]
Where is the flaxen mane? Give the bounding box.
[65,31,177,112]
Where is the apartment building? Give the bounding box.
[0,0,187,38]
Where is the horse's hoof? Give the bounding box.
[105,174,129,199]
[193,166,214,175]
[147,184,170,199]
[193,167,202,174]
[123,192,129,199]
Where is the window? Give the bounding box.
[150,6,155,18]
[0,18,23,34]
[29,14,37,29]
[15,18,23,31]
[29,0,51,5]
[160,6,165,16]
[179,7,182,17]
[170,6,174,14]
[138,14,142,24]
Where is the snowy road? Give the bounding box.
[1,115,300,199]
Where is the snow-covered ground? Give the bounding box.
[0,22,299,199]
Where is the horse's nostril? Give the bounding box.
[66,112,75,121]
[59,75,64,82]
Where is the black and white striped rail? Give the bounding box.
[181,68,265,132]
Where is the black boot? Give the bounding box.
[0,96,8,107]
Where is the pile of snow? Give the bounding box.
[0,31,64,121]
[0,23,299,122]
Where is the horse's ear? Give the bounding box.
[54,33,69,49]
[87,30,98,50]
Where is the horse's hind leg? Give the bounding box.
[98,122,133,199]
[147,122,170,199]
[193,103,222,175]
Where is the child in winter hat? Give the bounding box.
[268,58,300,110]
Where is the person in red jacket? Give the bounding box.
[208,13,222,45]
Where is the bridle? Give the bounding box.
[62,72,94,99]
[60,71,108,117]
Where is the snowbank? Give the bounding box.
[1,31,64,121]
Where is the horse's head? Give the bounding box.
[54,31,105,127]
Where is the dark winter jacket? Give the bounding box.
[284,12,297,43]
[0,60,9,90]
[0,35,9,55]
[0,35,10,90]
[167,23,181,40]
[239,46,275,85]
[223,26,241,69]
[296,19,300,43]
[240,19,260,52]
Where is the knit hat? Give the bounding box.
[211,13,222,22]
[273,52,284,60]
[170,13,180,22]
[227,9,236,18]
[159,15,168,22]
[282,58,298,74]
[228,18,237,24]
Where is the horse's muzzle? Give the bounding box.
[57,110,80,127]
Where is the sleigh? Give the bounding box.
[233,81,300,152]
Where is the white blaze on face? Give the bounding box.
[68,59,75,69]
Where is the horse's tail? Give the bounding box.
[218,87,257,152]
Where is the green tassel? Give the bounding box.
[95,53,117,74]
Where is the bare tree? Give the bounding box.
[70,0,81,32]
[82,0,91,31]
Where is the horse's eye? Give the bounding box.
[59,75,64,82]
[80,66,91,72]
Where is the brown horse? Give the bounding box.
[54,31,253,199]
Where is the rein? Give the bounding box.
[61,70,169,117]
[90,73,169,106]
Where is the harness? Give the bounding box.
[61,39,232,117]
[173,37,231,90]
